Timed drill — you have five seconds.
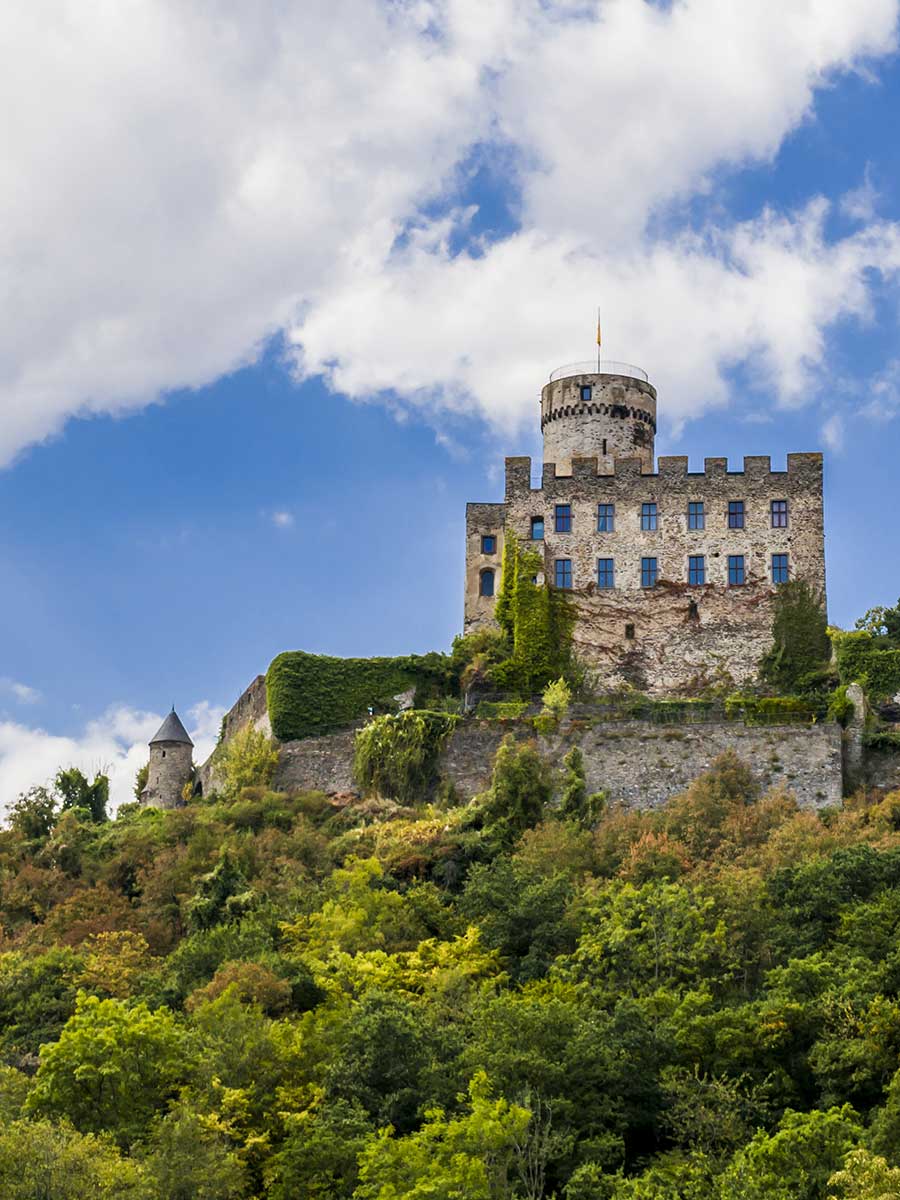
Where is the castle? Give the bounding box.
[465,358,826,693]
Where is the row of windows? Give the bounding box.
[512,499,789,541]
[479,553,789,597]
[550,553,789,591]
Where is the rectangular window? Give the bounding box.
[641,502,658,531]
[530,516,544,540]
[772,553,789,584]
[554,504,571,533]
[688,501,705,530]
[479,569,495,597]
[580,384,592,402]
[641,557,658,588]
[597,558,614,589]
[728,500,745,529]
[771,499,788,528]
[481,535,496,554]
[554,558,572,590]
[728,555,745,586]
[597,503,615,532]
[688,555,706,586]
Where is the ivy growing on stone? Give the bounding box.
[353,710,459,803]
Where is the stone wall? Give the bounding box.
[141,742,194,810]
[465,450,825,694]
[541,372,657,473]
[251,716,843,812]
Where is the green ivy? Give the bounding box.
[832,630,900,701]
[353,711,459,803]
[759,580,830,693]
[492,531,575,697]
[267,650,452,741]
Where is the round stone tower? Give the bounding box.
[140,708,194,810]
[541,362,657,472]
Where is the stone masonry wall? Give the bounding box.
[541,372,657,472]
[261,716,843,811]
[466,451,825,694]
[141,742,194,810]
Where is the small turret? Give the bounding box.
[140,708,194,809]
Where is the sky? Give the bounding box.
[2,0,900,810]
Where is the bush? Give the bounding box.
[832,629,900,701]
[760,580,830,693]
[479,736,553,846]
[218,725,279,800]
[354,711,458,803]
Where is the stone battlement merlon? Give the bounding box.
[505,452,823,494]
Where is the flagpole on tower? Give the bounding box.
[596,307,602,372]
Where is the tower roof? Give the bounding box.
[149,709,194,747]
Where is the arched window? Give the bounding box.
[480,568,495,597]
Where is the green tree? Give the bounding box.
[219,724,279,800]
[266,1099,373,1200]
[828,1148,900,1199]
[185,850,256,932]
[854,601,900,644]
[55,767,109,824]
[0,947,85,1059]
[720,1106,863,1200]
[480,736,553,848]
[0,1119,147,1198]
[7,785,58,841]
[354,1070,531,1200]
[28,993,192,1145]
[760,579,830,693]
[141,1102,248,1199]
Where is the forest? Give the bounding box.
[1,594,900,1197]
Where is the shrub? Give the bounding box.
[354,711,458,803]
[479,736,553,846]
[760,579,830,693]
[542,677,572,722]
[218,724,279,800]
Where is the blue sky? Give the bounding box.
[2,1,900,806]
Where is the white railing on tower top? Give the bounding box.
[548,360,649,384]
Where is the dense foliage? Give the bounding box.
[266,650,453,740]
[3,738,900,1197]
[760,579,831,693]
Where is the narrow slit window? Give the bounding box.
[728,555,745,586]
[641,502,658,531]
[597,503,615,532]
[554,504,572,533]
[597,558,615,589]
[554,558,573,590]
[641,557,658,588]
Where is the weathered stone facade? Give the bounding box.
[465,366,826,693]
[141,709,194,810]
[255,716,842,811]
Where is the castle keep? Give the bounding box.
[465,359,826,693]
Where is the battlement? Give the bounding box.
[506,452,823,494]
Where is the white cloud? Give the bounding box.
[822,413,845,451]
[270,510,295,529]
[0,679,42,705]
[0,0,898,463]
[0,702,225,816]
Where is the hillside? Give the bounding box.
[3,736,900,1197]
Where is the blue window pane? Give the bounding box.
[688,555,705,586]
[728,500,745,529]
[772,553,789,584]
[641,557,658,588]
[771,499,788,528]
[555,559,572,589]
[597,503,615,532]
[728,555,745,586]
[580,384,592,401]
[531,516,544,540]
[641,502,658,531]
[480,569,495,597]
[481,535,496,554]
[555,504,572,533]
[597,558,614,589]
[688,501,705,530]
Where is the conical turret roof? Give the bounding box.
[149,709,194,747]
